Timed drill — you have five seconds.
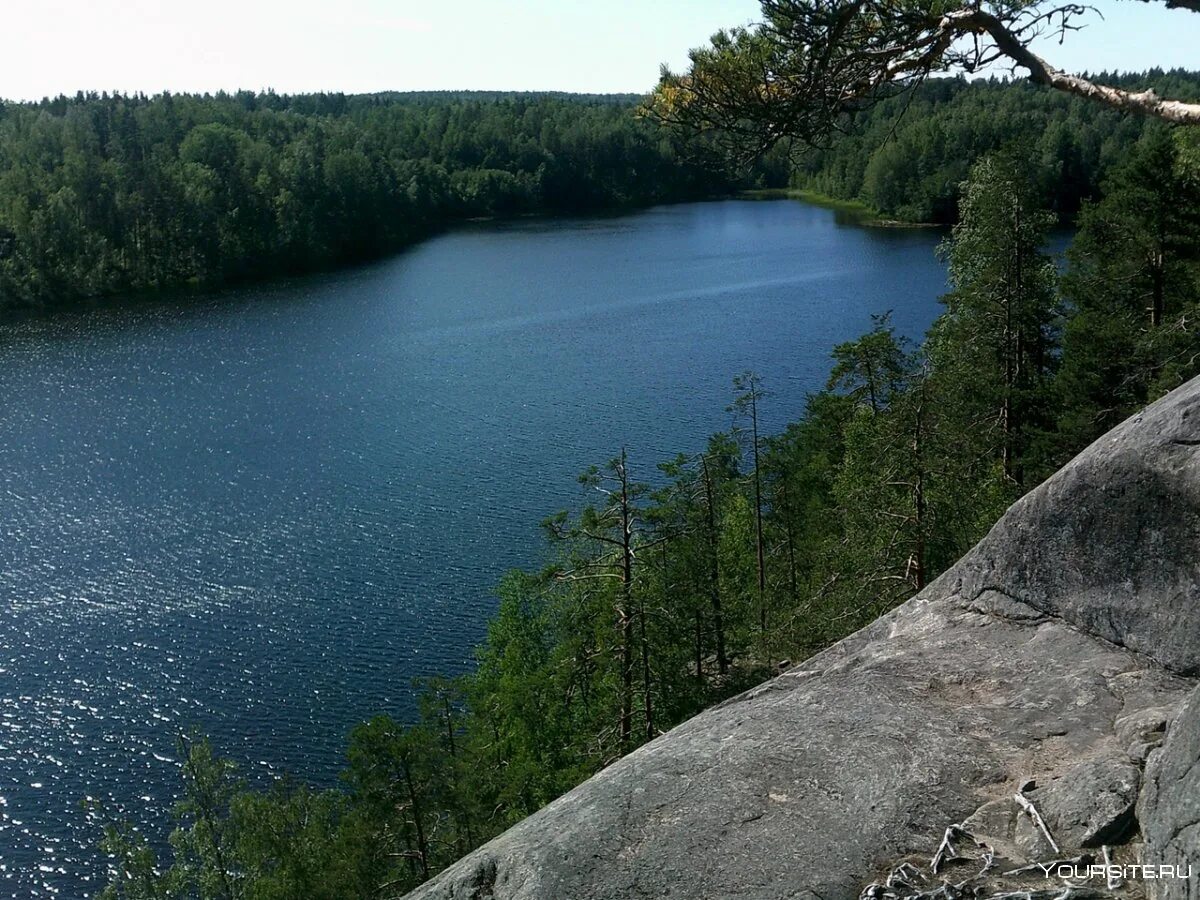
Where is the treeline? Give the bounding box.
[0,90,759,309]
[5,74,1200,312]
[792,69,1200,223]
[99,125,1200,898]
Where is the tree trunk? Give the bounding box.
[402,755,431,881]
[780,478,799,601]
[618,449,634,751]
[639,586,654,742]
[1151,250,1166,328]
[699,455,728,675]
[750,389,767,639]
[911,393,927,592]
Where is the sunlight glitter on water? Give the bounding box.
[0,200,950,894]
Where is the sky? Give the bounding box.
[0,0,1198,102]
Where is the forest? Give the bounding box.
[787,70,1200,223]
[96,113,1200,895]
[0,90,760,310]
[3,73,1200,312]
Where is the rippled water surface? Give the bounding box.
[0,200,948,895]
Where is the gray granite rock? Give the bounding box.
[946,378,1200,677]
[1030,755,1141,848]
[1140,685,1200,900]
[407,377,1200,900]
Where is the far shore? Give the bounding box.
[739,188,944,228]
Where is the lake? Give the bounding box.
[0,199,949,895]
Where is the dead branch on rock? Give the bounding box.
[932,824,966,873]
[861,823,1006,900]
[1101,847,1121,891]
[1015,791,1060,854]
[978,840,997,876]
[888,862,925,891]
[860,791,1131,900]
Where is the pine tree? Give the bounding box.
[1054,126,1200,457]
[930,151,1060,492]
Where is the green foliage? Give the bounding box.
[0,90,758,309]
[1053,125,1200,460]
[932,151,1061,488]
[791,72,1200,223]
[98,736,363,900]
[828,312,910,412]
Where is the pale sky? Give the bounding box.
[0,0,1197,102]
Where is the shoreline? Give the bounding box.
[0,195,733,325]
[738,188,945,228]
[0,191,940,326]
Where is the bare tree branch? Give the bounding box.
[949,7,1200,125]
[646,0,1200,156]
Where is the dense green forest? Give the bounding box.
[0,90,762,310]
[789,70,1200,223]
[4,74,1200,313]
[98,120,1200,897]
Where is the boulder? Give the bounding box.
[407,376,1200,900]
[1027,755,1141,848]
[947,380,1200,677]
[1140,685,1200,900]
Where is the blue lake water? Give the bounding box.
[0,200,949,895]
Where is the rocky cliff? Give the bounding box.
[408,376,1200,900]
